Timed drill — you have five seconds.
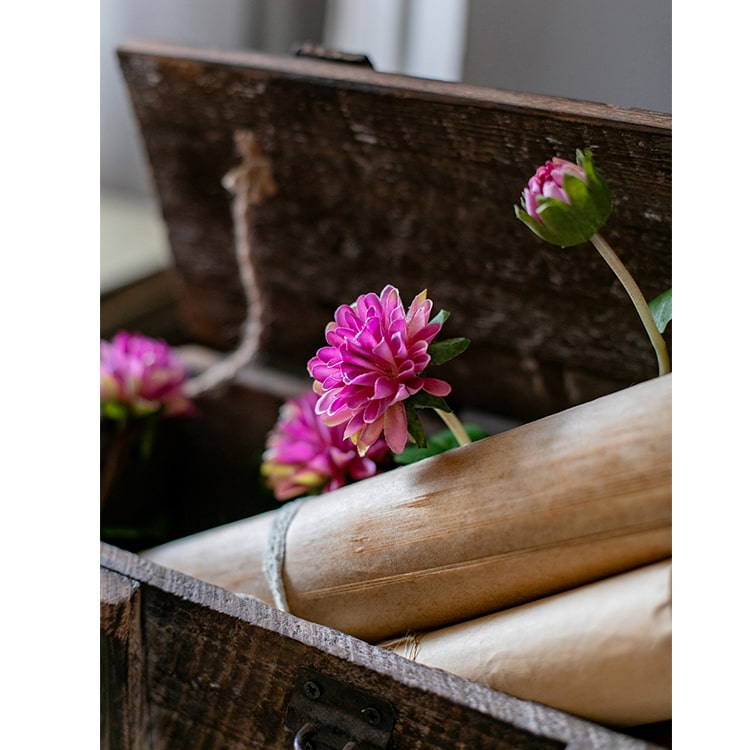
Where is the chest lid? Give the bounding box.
[118,40,671,421]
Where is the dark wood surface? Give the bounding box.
[100,268,184,343]
[101,542,666,750]
[117,41,671,421]
[101,568,147,750]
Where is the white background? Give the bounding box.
[0,4,733,748]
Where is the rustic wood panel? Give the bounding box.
[100,269,184,343]
[100,568,147,750]
[101,542,665,749]
[117,41,671,421]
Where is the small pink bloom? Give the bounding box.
[515,150,612,247]
[523,157,587,222]
[307,285,451,455]
[262,389,390,501]
[100,331,194,418]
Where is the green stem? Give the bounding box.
[589,232,671,376]
[434,408,472,447]
[100,419,138,510]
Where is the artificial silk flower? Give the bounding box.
[100,331,194,419]
[515,150,670,376]
[307,285,455,456]
[261,389,390,501]
[515,149,611,248]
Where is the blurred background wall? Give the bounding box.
[100,0,671,291]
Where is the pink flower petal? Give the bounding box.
[383,402,408,454]
[422,377,452,397]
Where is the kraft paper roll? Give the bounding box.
[382,559,672,727]
[144,374,671,643]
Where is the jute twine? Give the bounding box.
[261,496,308,612]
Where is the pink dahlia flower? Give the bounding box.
[262,389,390,501]
[523,157,587,222]
[307,285,451,456]
[100,331,194,418]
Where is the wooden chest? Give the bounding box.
[101,40,671,749]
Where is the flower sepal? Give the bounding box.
[403,391,455,448]
[404,400,428,449]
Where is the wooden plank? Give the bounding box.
[100,269,183,342]
[101,542,664,749]
[117,40,671,421]
[100,568,147,750]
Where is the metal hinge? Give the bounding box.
[291,42,375,69]
[284,667,396,750]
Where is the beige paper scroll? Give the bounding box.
[144,374,671,643]
[382,559,672,727]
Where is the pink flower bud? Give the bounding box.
[523,158,587,222]
[515,149,611,247]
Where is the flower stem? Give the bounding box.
[589,232,671,376]
[101,419,138,510]
[434,409,472,447]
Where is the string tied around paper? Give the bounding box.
[380,631,425,660]
[262,496,309,612]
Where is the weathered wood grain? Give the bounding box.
[117,41,671,421]
[100,569,147,750]
[100,268,183,343]
[101,542,665,749]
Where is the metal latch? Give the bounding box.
[284,667,396,750]
[291,42,374,69]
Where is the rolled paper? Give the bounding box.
[144,374,671,643]
[382,559,672,727]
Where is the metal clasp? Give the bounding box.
[291,42,374,69]
[285,667,396,750]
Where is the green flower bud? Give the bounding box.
[514,149,612,247]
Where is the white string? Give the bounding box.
[262,497,308,612]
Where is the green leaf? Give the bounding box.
[430,309,450,326]
[395,424,487,465]
[408,391,452,413]
[405,401,427,448]
[649,288,672,333]
[427,337,471,366]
